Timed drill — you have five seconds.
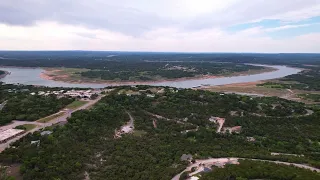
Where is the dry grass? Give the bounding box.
[203,81,288,97]
[21,124,37,131]
[37,112,66,123]
[65,101,88,110]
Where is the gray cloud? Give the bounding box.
[186,0,320,30]
[0,0,173,35]
[0,0,319,35]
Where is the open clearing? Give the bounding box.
[38,101,88,123]
[37,111,66,123]
[66,101,88,110]
[132,130,147,137]
[42,67,89,82]
[203,81,320,104]
[19,124,37,131]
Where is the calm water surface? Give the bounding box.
[0,65,301,88]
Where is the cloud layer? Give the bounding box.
[0,0,320,52]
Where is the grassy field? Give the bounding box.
[37,112,66,123]
[132,130,147,137]
[43,67,90,82]
[37,101,87,123]
[65,101,88,110]
[15,124,37,131]
[22,124,37,131]
[45,67,89,75]
[204,82,289,97]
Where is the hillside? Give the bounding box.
[0,86,319,180]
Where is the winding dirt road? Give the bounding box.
[172,157,320,180]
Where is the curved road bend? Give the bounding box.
[0,95,104,152]
[172,157,320,180]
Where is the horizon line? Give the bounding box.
[0,50,320,54]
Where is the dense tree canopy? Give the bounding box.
[0,83,74,125]
[0,86,319,180]
[0,94,73,124]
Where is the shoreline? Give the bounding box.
[39,71,220,85]
[39,66,277,85]
[0,70,9,79]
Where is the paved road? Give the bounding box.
[172,157,320,180]
[0,95,104,152]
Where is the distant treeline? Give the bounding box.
[79,62,262,81]
[0,53,271,81]
[1,52,319,81]
[0,51,319,66]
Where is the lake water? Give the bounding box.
[0,65,301,88]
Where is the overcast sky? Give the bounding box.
[1,0,320,52]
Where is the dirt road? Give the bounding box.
[216,118,225,133]
[0,100,7,111]
[126,111,134,129]
[0,95,104,152]
[172,157,320,180]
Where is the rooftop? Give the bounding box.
[0,129,25,142]
[41,131,52,136]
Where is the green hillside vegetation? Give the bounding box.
[0,86,319,180]
[258,68,320,91]
[299,94,320,102]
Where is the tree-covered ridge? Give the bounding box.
[144,88,307,118]
[0,86,319,180]
[201,160,320,180]
[78,62,263,81]
[0,83,74,125]
[258,67,320,91]
[283,69,320,91]
[1,57,264,81]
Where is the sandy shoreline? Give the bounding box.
[202,81,264,88]
[39,66,277,85]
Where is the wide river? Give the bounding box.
[0,65,301,88]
